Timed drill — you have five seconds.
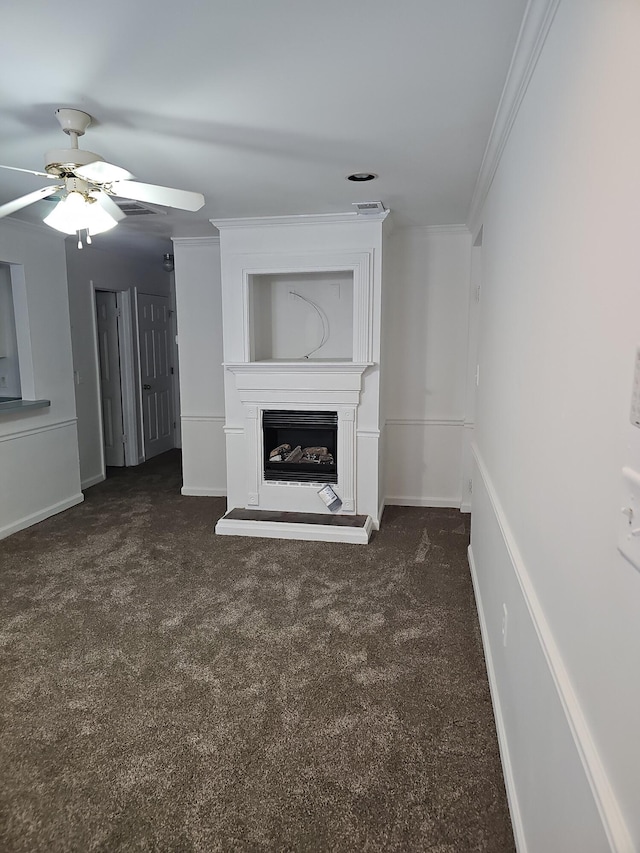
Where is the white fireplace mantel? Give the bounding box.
[225,361,370,406]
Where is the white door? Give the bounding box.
[95,290,125,467]
[137,292,174,460]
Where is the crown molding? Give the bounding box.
[467,0,561,236]
[171,235,220,246]
[212,211,389,230]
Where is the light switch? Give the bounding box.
[618,467,640,572]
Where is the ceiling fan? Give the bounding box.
[0,108,205,247]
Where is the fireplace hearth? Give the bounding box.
[263,410,337,483]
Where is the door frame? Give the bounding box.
[91,281,140,476]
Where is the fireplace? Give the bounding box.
[212,210,388,542]
[263,410,337,483]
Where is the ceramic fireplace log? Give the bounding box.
[284,446,304,463]
[269,443,292,461]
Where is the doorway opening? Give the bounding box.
[92,287,178,483]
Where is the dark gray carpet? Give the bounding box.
[0,451,514,852]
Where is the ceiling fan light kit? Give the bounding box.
[43,190,119,248]
[0,108,205,247]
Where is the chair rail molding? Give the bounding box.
[471,442,634,853]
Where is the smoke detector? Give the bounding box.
[352,201,386,215]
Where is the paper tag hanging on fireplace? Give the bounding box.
[318,484,342,513]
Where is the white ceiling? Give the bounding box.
[0,0,527,250]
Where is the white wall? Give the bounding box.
[172,237,226,496]
[171,225,473,511]
[384,227,472,508]
[470,0,640,849]
[66,242,172,488]
[0,220,82,539]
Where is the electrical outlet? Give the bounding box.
[501,603,508,647]
[0,375,7,388]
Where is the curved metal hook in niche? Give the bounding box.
[289,291,331,359]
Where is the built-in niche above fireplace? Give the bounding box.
[263,410,337,484]
[250,271,354,362]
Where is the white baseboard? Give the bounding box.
[460,499,472,514]
[181,486,227,497]
[81,473,105,490]
[471,444,633,852]
[385,495,459,508]
[0,493,84,540]
[373,497,386,530]
[468,544,527,852]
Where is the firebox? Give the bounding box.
[263,410,338,483]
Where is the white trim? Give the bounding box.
[81,472,106,490]
[472,443,634,853]
[223,425,244,436]
[118,290,140,466]
[467,544,527,852]
[181,414,225,422]
[89,281,107,478]
[385,495,459,508]
[357,428,381,439]
[171,235,220,246]
[460,500,472,514]
[181,486,226,497]
[215,513,373,544]
[0,417,77,443]
[467,0,562,235]
[212,212,389,230]
[386,417,464,427]
[0,493,84,540]
[133,287,145,463]
[225,361,371,374]
[375,497,386,531]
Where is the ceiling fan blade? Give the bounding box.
[110,180,205,211]
[0,163,58,180]
[76,161,134,183]
[0,185,63,219]
[91,191,126,222]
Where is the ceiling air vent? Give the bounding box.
[352,201,386,215]
[114,200,163,216]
